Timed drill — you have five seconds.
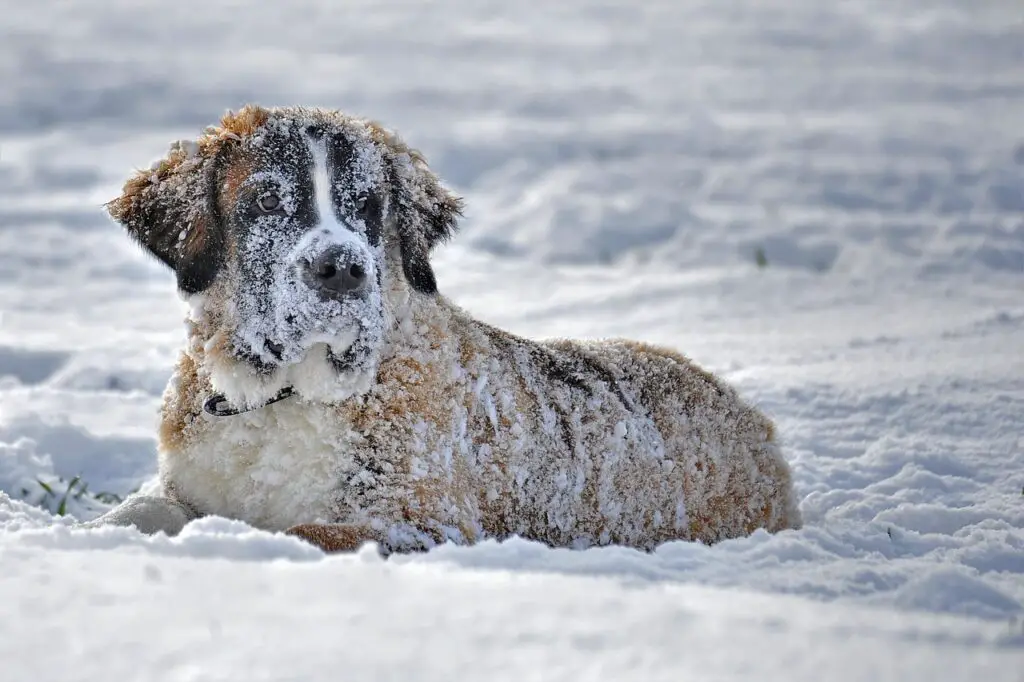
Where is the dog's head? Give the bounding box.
[108,105,461,408]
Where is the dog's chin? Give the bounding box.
[282,341,377,406]
[207,328,378,411]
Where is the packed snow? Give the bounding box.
[1,0,1023,679]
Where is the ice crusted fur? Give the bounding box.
[103,105,801,552]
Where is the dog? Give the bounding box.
[92,105,801,553]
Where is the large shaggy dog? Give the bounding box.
[94,105,801,552]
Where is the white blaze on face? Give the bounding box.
[303,134,365,254]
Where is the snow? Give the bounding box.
[3,515,1021,682]
[1,0,1023,678]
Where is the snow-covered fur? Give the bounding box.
[103,105,801,552]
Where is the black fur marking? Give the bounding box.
[232,345,277,375]
[175,146,230,294]
[477,322,641,454]
[529,343,637,414]
[327,345,359,373]
[473,322,597,399]
[554,403,580,459]
[326,133,353,226]
[230,137,316,315]
[529,346,590,394]
[360,192,383,247]
[399,242,438,295]
[383,155,462,295]
[344,450,387,495]
[527,346,596,455]
[476,325,580,456]
[561,347,637,412]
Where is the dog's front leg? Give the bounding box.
[284,523,384,553]
[82,494,198,536]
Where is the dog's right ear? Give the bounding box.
[106,141,226,294]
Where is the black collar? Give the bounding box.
[203,386,296,417]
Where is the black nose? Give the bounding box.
[305,246,368,299]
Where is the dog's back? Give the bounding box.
[437,305,801,549]
[567,338,801,544]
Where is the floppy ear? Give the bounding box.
[389,153,463,295]
[106,141,227,294]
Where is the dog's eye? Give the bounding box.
[257,192,282,213]
[354,195,369,217]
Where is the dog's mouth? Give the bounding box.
[260,338,358,371]
[208,333,370,417]
[238,326,364,375]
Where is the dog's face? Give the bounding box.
[108,106,461,408]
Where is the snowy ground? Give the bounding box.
[2,0,1023,679]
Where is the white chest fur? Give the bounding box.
[162,399,363,531]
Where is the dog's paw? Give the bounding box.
[82,494,197,536]
[285,523,382,553]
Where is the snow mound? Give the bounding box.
[1,495,1022,681]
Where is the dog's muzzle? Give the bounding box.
[300,243,371,302]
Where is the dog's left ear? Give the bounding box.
[389,151,463,295]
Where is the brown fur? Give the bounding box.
[286,523,382,552]
[108,106,270,223]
